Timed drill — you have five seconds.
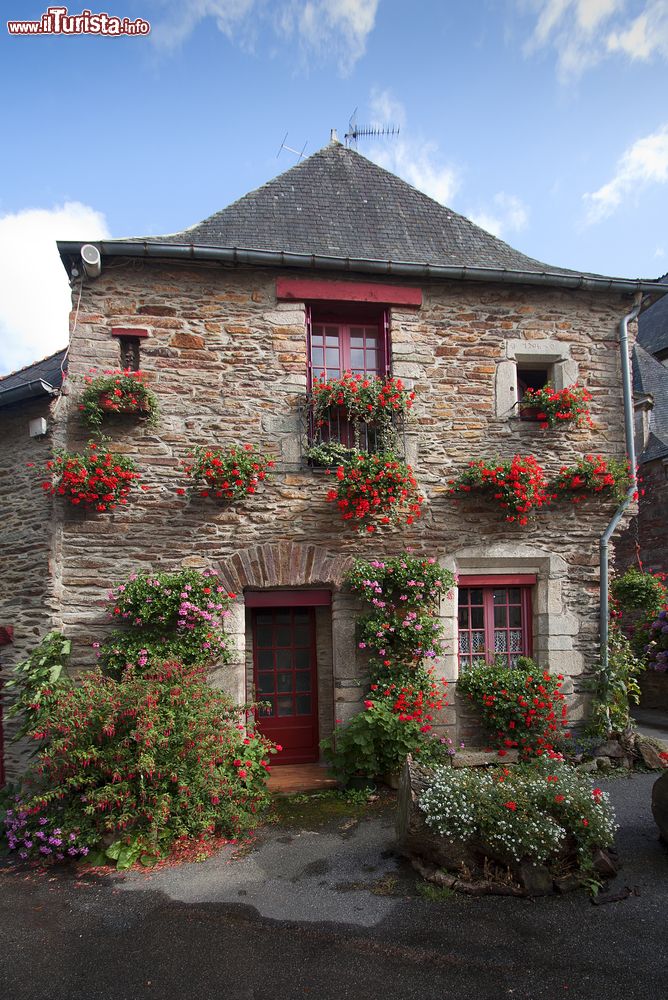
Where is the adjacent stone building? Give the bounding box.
[1,141,666,778]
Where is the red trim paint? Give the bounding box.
[111,327,150,338]
[276,278,422,307]
[245,590,332,608]
[458,574,537,587]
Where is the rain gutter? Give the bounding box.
[0,379,58,409]
[56,241,668,297]
[599,293,643,680]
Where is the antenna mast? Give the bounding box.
[344,108,399,148]
[277,133,308,161]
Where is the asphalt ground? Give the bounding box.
[0,771,666,1000]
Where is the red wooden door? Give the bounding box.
[252,607,319,764]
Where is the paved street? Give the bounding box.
[1,772,666,1000]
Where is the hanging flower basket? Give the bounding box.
[551,455,631,505]
[311,372,415,449]
[179,444,274,502]
[79,369,159,430]
[42,442,142,512]
[448,455,552,525]
[325,450,423,533]
[518,383,593,429]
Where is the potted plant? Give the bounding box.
[325,450,423,532]
[551,455,631,505]
[79,369,159,431]
[179,444,274,502]
[448,455,552,525]
[518,383,593,429]
[42,441,142,512]
[310,372,415,452]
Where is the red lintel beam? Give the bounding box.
[110,327,150,338]
[276,278,422,307]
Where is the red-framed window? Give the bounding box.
[307,307,389,384]
[457,575,535,670]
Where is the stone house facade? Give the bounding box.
[1,141,665,778]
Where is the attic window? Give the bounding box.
[517,366,550,397]
[119,336,140,371]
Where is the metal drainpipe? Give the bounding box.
[599,292,643,678]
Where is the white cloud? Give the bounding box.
[469,193,530,238]
[521,0,668,78]
[365,90,459,204]
[583,123,668,223]
[0,203,110,376]
[151,0,379,74]
[655,245,666,257]
[607,1,668,59]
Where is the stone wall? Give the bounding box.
[616,456,668,577]
[1,260,638,775]
[0,396,60,775]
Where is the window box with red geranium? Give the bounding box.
[78,369,159,431]
[308,372,415,459]
[518,382,593,429]
[42,442,142,512]
[448,455,552,525]
[325,450,423,533]
[179,444,274,503]
[551,455,631,505]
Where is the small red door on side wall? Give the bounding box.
[252,607,319,764]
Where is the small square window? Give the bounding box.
[119,336,140,371]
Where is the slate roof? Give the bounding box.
[0,347,68,402]
[638,274,668,357]
[633,344,668,462]
[117,143,586,276]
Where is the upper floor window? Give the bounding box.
[458,575,534,670]
[308,307,389,383]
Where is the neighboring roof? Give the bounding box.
[638,273,668,356]
[634,344,668,462]
[57,143,668,296]
[0,347,68,408]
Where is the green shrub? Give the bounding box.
[322,702,426,783]
[99,569,234,676]
[3,631,71,743]
[4,662,276,867]
[457,657,568,756]
[420,759,616,867]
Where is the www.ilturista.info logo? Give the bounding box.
[7,7,150,36]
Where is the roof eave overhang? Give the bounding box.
[56,240,668,298]
[0,379,57,409]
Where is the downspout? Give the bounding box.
[599,292,643,699]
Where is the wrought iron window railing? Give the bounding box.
[297,394,406,467]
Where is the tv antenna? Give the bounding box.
[277,133,308,161]
[344,107,399,148]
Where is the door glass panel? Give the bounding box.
[257,649,274,670]
[459,633,470,653]
[471,632,485,652]
[277,695,293,717]
[295,672,311,692]
[257,673,274,695]
[277,672,293,693]
[509,606,522,628]
[294,649,311,669]
[255,612,273,625]
[494,631,508,652]
[255,625,273,647]
[510,630,523,653]
[350,335,364,348]
[274,611,291,624]
[458,607,469,628]
[508,588,521,603]
[294,611,310,624]
[493,589,508,605]
[259,697,275,717]
[276,649,292,670]
[275,626,292,647]
[296,695,311,716]
[350,349,365,368]
[469,589,483,605]
[294,625,311,646]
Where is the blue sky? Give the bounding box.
[1,0,668,373]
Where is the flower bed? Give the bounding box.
[42,442,142,512]
[518,383,593,429]
[179,444,274,502]
[326,451,423,532]
[448,455,551,525]
[552,455,631,504]
[419,758,616,870]
[78,369,159,430]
